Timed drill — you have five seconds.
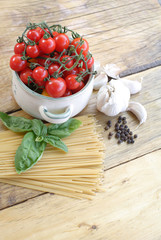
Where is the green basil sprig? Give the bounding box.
[0,112,82,174]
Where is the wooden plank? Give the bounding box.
[0,183,42,210]
[1,149,161,240]
[0,0,161,112]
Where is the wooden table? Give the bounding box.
[0,0,161,239]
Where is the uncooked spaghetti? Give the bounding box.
[0,115,105,199]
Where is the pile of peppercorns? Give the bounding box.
[105,116,138,144]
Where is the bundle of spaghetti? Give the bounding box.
[0,115,105,199]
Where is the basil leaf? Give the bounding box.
[31,119,47,143]
[44,135,68,152]
[15,132,46,174]
[31,119,46,136]
[47,118,82,138]
[0,111,32,132]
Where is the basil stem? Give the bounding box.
[47,118,82,138]
[44,135,68,152]
[0,112,32,132]
[15,132,46,174]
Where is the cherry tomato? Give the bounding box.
[53,51,59,58]
[72,81,85,94]
[26,44,40,58]
[63,67,79,78]
[32,66,48,86]
[35,27,44,38]
[10,54,27,72]
[45,77,66,98]
[63,89,72,97]
[87,56,94,69]
[19,68,33,84]
[27,29,41,43]
[78,67,89,82]
[48,63,60,76]
[39,37,56,54]
[52,31,59,37]
[71,38,89,55]
[65,74,80,90]
[54,34,69,52]
[14,42,25,54]
[38,54,50,66]
[60,55,74,69]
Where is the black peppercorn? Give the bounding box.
[115,133,120,139]
[107,120,112,127]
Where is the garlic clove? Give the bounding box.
[103,64,121,79]
[93,72,108,90]
[127,101,147,125]
[119,77,142,94]
[94,61,101,74]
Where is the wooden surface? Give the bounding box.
[0,0,161,239]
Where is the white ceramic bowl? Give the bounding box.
[12,70,94,124]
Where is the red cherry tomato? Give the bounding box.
[65,74,80,90]
[10,54,27,72]
[63,89,72,97]
[72,81,85,94]
[45,77,66,98]
[39,37,56,54]
[87,56,94,69]
[26,44,40,58]
[27,29,41,43]
[14,42,25,54]
[60,55,74,69]
[71,38,89,55]
[78,67,89,82]
[52,31,59,37]
[48,63,60,76]
[63,67,79,78]
[54,34,69,52]
[38,54,50,67]
[19,68,33,84]
[35,27,44,38]
[32,66,48,86]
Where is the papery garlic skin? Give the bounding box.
[97,80,130,116]
[93,73,108,90]
[103,64,121,79]
[127,101,147,125]
[119,78,142,94]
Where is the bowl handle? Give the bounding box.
[39,105,73,124]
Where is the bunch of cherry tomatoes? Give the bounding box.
[10,22,95,98]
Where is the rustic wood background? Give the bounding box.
[0,0,161,239]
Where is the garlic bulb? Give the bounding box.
[93,73,108,90]
[97,80,130,116]
[119,77,142,94]
[103,64,121,79]
[127,101,147,125]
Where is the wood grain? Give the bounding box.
[0,0,161,112]
[1,149,161,240]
